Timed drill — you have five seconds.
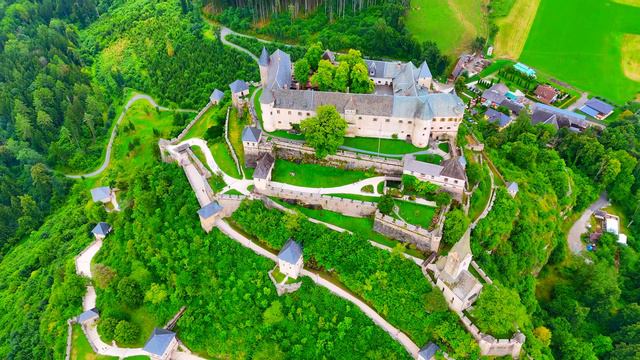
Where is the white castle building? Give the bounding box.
[258,48,466,148]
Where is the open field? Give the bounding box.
[272,159,372,187]
[622,34,640,82]
[519,0,640,104]
[342,136,423,154]
[395,201,436,228]
[613,0,640,6]
[493,0,541,59]
[405,0,488,55]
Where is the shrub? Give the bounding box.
[377,195,395,215]
[98,317,119,341]
[361,185,374,193]
[114,320,140,344]
[117,277,143,308]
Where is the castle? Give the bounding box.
[258,48,466,148]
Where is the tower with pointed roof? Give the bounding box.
[259,47,270,86]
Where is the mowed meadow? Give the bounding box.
[519,0,640,104]
[405,0,488,55]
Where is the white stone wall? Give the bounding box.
[278,257,303,279]
[403,169,465,194]
[373,212,442,252]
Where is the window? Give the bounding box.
[373,118,378,122]
[385,119,390,123]
[423,127,427,130]
[454,180,458,184]
[270,111,273,115]
[408,121,412,124]
[359,116,362,120]
[446,127,451,130]
[278,121,282,124]
[298,112,301,116]
[306,112,310,116]
[288,111,291,115]
[399,120,403,123]
[277,110,280,114]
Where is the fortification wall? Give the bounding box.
[459,314,525,358]
[373,212,441,252]
[172,102,212,143]
[252,138,404,176]
[217,194,247,217]
[256,184,377,218]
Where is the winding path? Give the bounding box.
[65,94,196,179]
[567,192,609,254]
[220,27,259,63]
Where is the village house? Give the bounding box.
[484,108,512,129]
[428,230,482,312]
[451,53,490,80]
[197,201,224,233]
[499,98,525,115]
[481,83,509,107]
[90,186,120,212]
[229,79,249,108]
[531,103,589,132]
[209,89,224,105]
[403,156,467,194]
[143,328,178,360]
[277,239,303,279]
[258,48,466,147]
[580,98,614,119]
[76,308,99,325]
[252,153,275,190]
[91,222,112,241]
[534,84,558,104]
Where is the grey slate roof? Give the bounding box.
[91,222,112,236]
[482,88,506,105]
[210,89,224,102]
[418,342,439,360]
[265,49,292,91]
[499,99,524,115]
[253,153,275,179]
[241,127,262,143]
[229,79,249,94]
[507,182,519,195]
[489,83,509,96]
[259,47,270,66]
[197,201,223,219]
[584,98,614,115]
[417,61,432,80]
[404,157,444,177]
[77,308,99,323]
[90,187,111,202]
[485,108,512,128]
[440,157,467,180]
[322,50,336,63]
[278,239,303,264]
[532,103,587,130]
[143,328,176,356]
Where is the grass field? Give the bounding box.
[468,164,492,221]
[395,201,436,228]
[272,159,372,187]
[405,0,488,55]
[493,0,541,59]
[71,324,118,360]
[342,137,423,154]
[414,154,443,164]
[519,0,640,104]
[210,142,241,178]
[622,34,640,82]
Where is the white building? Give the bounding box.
[277,239,303,279]
[403,156,467,194]
[143,328,178,360]
[91,222,112,241]
[253,153,275,191]
[90,186,120,212]
[209,88,224,105]
[229,79,249,108]
[197,201,224,233]
[258,48,466,147]
[429,230,482,312]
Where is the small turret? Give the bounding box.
[259,47,270,86]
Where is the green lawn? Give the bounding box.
[228,104,252,165]
[469,164,492,221]
[395,201,436,228]
[519,0,640,104]
[182,105,221,140]
[415,154,443,164]
[437,142,450,153]
[71,324,118,360]
[405,0,488,55]
[274,200,426,259]
[342,137,423,154]
[272,159,373,187]
[223,189,243,196]
[210,142,241,178]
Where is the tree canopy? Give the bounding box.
[300,105,347,158]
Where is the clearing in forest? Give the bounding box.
[621,34,640,82]
[492,0,540,60]
[519,0,640,104]
[405,0,488,55]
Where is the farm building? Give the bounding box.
[531,103,588,132]
[534,84,558,104]
[514,62,536,77]
[580,98,614,119]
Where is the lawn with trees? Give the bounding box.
[300,105,348,158]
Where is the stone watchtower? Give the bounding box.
[241,126,263,167]
[259,47,270,87]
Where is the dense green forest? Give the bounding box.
[469,105,640,359]
[212,0,450,77]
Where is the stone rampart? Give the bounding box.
[460,314,525,358]
[172,102,212,143]
[217,194,247,217]
[256,184,377,218]
[254,137,404,175]
[373,212,441,252]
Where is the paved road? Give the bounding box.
[65,94,195,179]
[220,27,259,63]
[567,92,588,111]
[215,219,420,358]
[567,192,609,254]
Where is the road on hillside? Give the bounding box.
[567,192,609,254]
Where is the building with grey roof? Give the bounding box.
[143,328,178,360]
[91,222,112,240]
[403,156,466,194]
[241,126,262,143]
[90,187,120,212]
[259,48,463,148]
[499,99,524,115]
[532,103,588,132]
[507,182,519,198]
[253,153,275,191]
[209,89,224,105]
[481,87,507,107]
[197,201,223,233]
[418,342,439,360]
[230,80,249,109]
[229,79,249,94]
[485,108,512,129]
[581,98,614,119]
[277,239,303,279]
[76,308,99,324]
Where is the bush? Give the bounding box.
[435,192,452,207]
[98,317,119,341]
[117,277,143,308]
[361,185,374,193]
[377,195,395,215]
[114,320,140,344]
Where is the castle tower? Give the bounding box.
[417,61,432,90]
[442,229,472,280]
[259,47,270,87]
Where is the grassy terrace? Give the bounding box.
[272,159,373,187]
[342,136,423,154]
[469,164,492,221]
[273,199,425,259]
[210,142,241,179]
[395,200,436,228]
[182,104,221,140]
[415,154,443,164]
